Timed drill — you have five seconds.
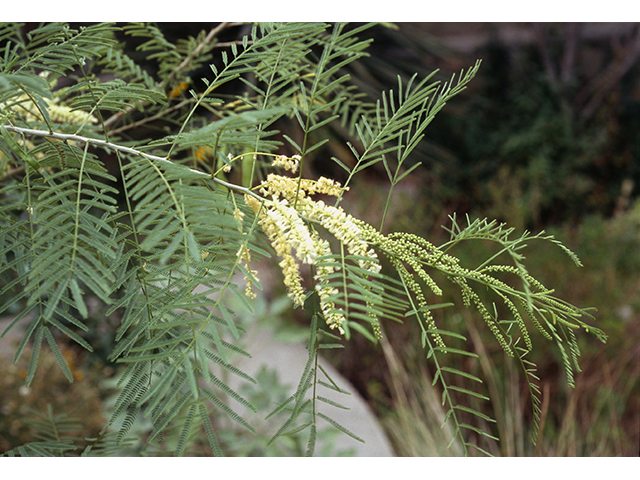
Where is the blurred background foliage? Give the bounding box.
[1,22,638,456]
[319,22,640,456]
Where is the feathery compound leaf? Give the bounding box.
[316,412,364,443]
[69,79,167,113]
[198,402,223,456]
[174,403,197,457]
[2,441,77,457]
[0,138,119,377]
[12,23,118,78]
[82,432,138,457]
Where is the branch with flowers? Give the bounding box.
[0,22,608,457]
[6,120,606,451]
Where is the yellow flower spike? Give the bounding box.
[243,160,380,334]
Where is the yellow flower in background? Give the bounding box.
[2,94,98,126]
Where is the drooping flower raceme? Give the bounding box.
[244,158,381,334]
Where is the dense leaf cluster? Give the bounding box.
[0,22,605,456]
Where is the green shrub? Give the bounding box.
[0,22,606,456]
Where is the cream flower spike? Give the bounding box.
[244,162,380,335]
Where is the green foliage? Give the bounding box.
[0,22,606,456]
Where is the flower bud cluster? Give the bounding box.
[355,224,451,346]
[356,223,515,352]
[271,154,301,173]
[259,173,345,200]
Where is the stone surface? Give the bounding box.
[223,324,396,456]
[0,316,25,363]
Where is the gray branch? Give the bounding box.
[1,125,262,201]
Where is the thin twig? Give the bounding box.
[214,40,255,49]
[168,22,231,84]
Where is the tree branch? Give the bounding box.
[1,125,262,201]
